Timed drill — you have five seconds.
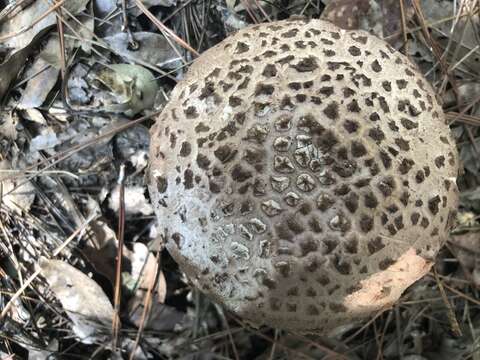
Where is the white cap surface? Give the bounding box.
[148,19,459,333]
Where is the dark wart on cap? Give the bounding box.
[148,19,459,334]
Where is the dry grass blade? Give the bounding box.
[268,329,279,360]
[384,7,480,41]
[399,0,409,55]
[161,0,196,23]
[447,92,480,125]
[446,111,480,126]
[133,0,200,57]
[432,268,463,337]
[240,0,261,23]
[128,251,161,360]
[343,310,387,344]
[0,214,96,320]
[287,333,348,360]
[2,1,479,358]
[112,165,126,350]
[439,279,480,307]
[53,0,66,80]
[0,0,66,42]
[254,0,272,22]
[0,0,32,22]
[213,305,240,360]
[412,0,460,99]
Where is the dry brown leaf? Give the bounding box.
[103,32,181,69]
[320,0,414,45]
[64,7,95,54]
[81,218,119,284]
[0,159,35,213]
[0,0,89,100]
[18,37,60,110]
[38,258,114,344]
[320,0,372,30]
[0,0,89,52]
[0,47,30,101]
[449,231,480,287]
[22,108,47,124]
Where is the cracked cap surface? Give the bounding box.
[148,19,459,334]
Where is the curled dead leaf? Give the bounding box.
[38,258,114,344]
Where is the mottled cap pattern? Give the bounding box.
[148,19,459,334]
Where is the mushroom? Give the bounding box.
[148,19,459,334]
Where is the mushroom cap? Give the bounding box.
[148,19,459,334]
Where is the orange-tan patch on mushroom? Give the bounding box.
[344,248,432,314]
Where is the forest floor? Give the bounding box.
[1,0,480,359]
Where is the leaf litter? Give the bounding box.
[1,0,480,359]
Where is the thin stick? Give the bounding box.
[112,165,126,349]
[399,0,409,55]
[240,0,260,23]
[432,268,462,337]
[128,252,161,360]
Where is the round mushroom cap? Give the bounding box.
[148,19,459,334]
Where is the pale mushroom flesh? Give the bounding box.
[148,19,459,334]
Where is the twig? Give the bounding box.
[398,0,409,55]
[112,164,126,349]
[128,251,162,360]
